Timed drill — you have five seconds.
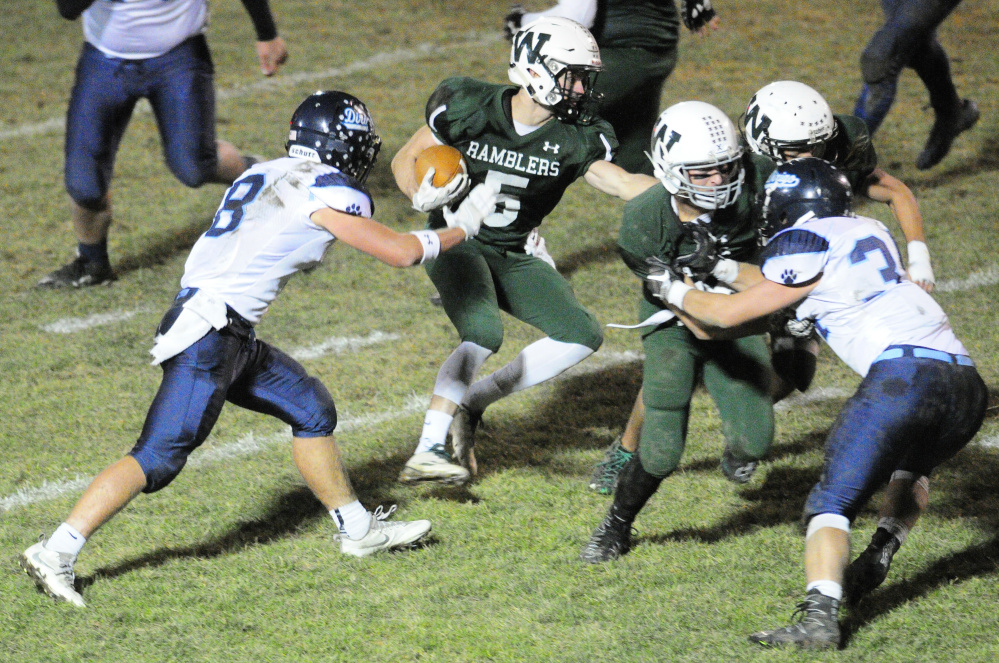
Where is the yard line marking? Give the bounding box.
[289,331,401,360]
[0,32,500,142]
[40,309,149,334]
[934,266,999,293]
[774,387,852,412]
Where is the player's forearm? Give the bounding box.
[240,0,279,41]
[865,169,926,243]
[584,161,657,201]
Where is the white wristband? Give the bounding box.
[665,281,693,310]
[711,258,739,283]
[409,230,441,264]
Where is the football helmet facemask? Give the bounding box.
[761,157,853,244]
[650,101,745,210]
[286,91,382,183]
[743,81,837,163]
[508,17,602,122]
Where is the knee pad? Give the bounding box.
[168,155,216,189]
[289,376,338,437]
[131,448,186,494]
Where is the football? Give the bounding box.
[415,144,466,187]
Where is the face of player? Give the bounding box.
[687,161,738,187]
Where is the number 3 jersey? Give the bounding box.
[181,157,373,325]
[759,214,967,376]
[424,76,617,250]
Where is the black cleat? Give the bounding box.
[37,255,116,289]
[720,446,758,484]
[579,510,633,564]
[845,527,900,600]
[916,99,980,170]
[749,589,841,650]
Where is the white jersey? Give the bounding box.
[82,0,208,59]
[180,157,373,325]
[760,214,967,376]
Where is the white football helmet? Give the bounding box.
[743,81,837,162]
[508,17,602,121]
[650,101,745,210]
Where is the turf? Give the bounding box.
[2,1,998,661]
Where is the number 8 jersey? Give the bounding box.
[181,157,373,324]
[424,76,617,250]
[759,214,967,376]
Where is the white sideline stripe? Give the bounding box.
[0,32,500,142]
[289,331,401,360]
[40,309,149,334]
[934,266,999,293]
[774,387,852,412]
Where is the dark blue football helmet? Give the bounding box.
[286,91,382,183]
[761,157,852,244]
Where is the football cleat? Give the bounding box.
[749,589,840,650]
[587,436,634,495]
[720,446,758,484]
[916,99,980,170]
[398,444,470,485]
[579,510,633,564]
[339,506,432,558]
[37,254,116,289]
[449,406,481,476]
[20,537,86,608]
[844,527,901,600]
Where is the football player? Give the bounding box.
[391,17,657,485]
[502,0,721,175]
[579,101,777,563]
[854,0,979,170]
[659,158,986,649]
[40,0,289,289]
[20,91,497,608]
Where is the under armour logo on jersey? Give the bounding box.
[781,268,798,284]
[543,141,560,154]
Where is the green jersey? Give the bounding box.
[618,153,775,306]
[828,114,879,192]
[425,77,618,250]
[592,0,681,51]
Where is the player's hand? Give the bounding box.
[503,5,526,41]
[673,219,720,280]
[524,228,557,270]
[681,0,718,35]
[444,182,499,239]
[412,168,470,212]
[645,256,680,300]
[256,37,288,77]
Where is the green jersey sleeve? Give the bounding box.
[830,114,878,191]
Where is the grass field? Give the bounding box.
[2,1,998,661]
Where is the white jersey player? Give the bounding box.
[20,91,497,608]
[652,158,986,650]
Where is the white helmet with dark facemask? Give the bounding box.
[508,17,602,122]
[650,101,745,210]
[743,81,837,163]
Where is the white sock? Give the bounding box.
[806,580,843,601]
[463,338,594,414]
[877,516,910,546]
[46,522,86,557]
[415,409,454,454]
[331,500,371,540]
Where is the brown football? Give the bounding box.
[414,144,466,187]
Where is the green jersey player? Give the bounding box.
[580,101,777,563]
[391,17,655,485]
